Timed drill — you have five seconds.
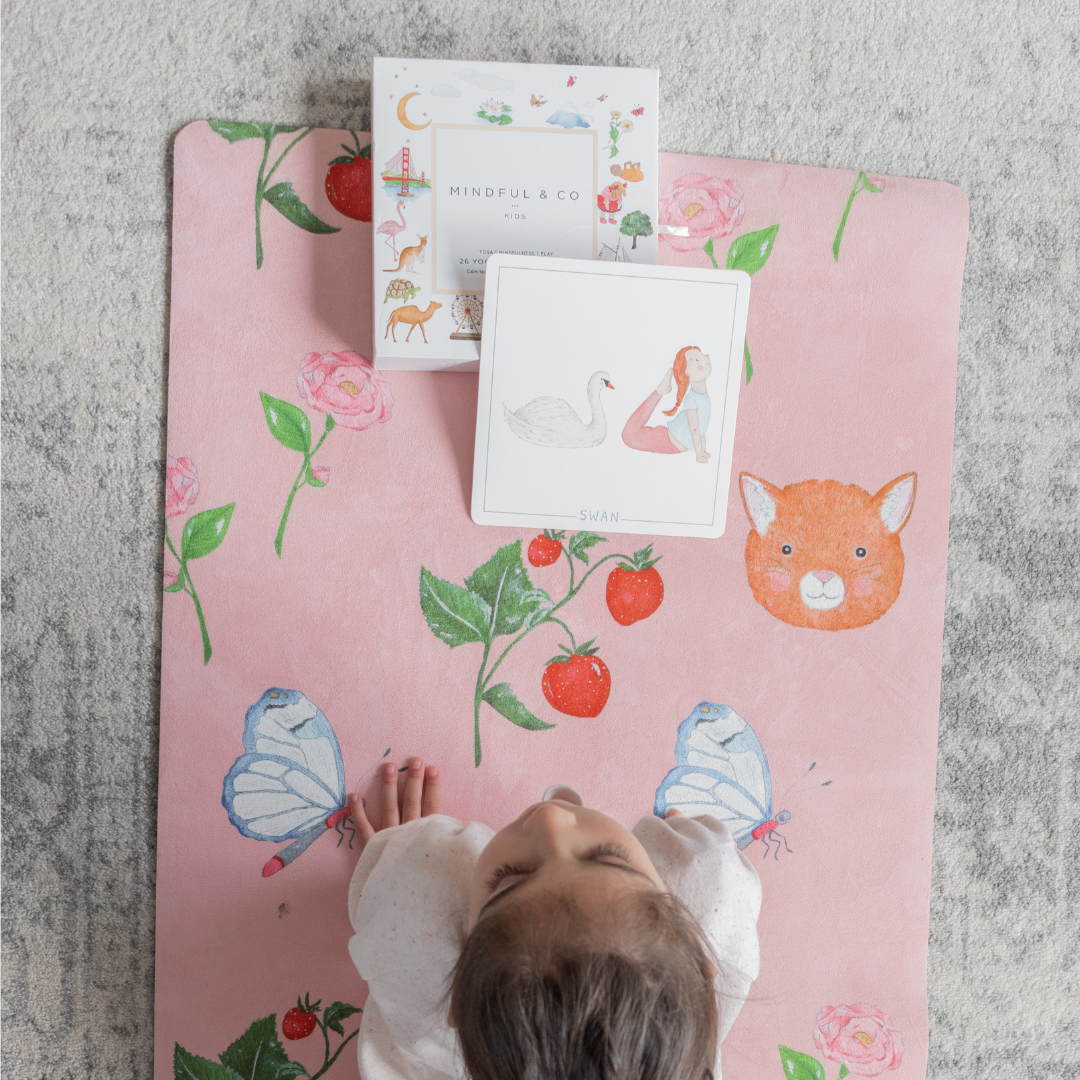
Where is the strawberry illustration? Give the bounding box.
[542,639,611,718]
[282,994,320,1040]
[528,529,565,567]
[325,133,372,222]
[606,545,663,625]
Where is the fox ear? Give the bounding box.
[740,473,781,535]
[876,473,917,533]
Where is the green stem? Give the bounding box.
[274,416,333,558]
[473,642,492,766]
[275,457,308,558]
[310,416,333,458]
[254,135,272,269]
[744,339,753,384]
[832,171,868,262]
[164,524,181,565]
[310,1028,359,1080]
[264,126,314,187]
[183,563,212,664]
[480,551,630,690]
[548,617,576,648]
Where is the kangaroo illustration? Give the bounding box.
[385,301,442,344]
[384,235,428,273]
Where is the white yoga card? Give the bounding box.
[372,57,659,371]
[472,256,751,538]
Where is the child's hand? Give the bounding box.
[348,757,442,852]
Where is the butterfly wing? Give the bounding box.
[654,702,772,848]
[222,688,347,841]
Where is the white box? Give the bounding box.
[372,57,659,371]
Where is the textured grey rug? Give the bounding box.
[2,2,1078,1077]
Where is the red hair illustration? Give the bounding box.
[662,346,699,417]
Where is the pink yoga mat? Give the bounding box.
[157,121,967,1080]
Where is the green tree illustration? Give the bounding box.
[620,211,653,249]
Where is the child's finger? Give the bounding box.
[379,761,400,828]
[348,793,376,848]
[401,757,425,821]
[665,808,683,819]
[421,766,441,816]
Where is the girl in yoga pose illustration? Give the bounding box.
[622,345,713,463]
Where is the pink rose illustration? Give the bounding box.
[311,465,330,484]
[165,456,199,518]
[162,458,235,664]
[814,1004,903,1076]
[296,351,393,431]
[658,174,745,253]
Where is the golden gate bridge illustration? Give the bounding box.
[381,147,428,196]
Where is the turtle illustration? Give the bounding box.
[384,278,420,304]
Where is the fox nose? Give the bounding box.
[813,571,834,583]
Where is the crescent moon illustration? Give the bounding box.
[397,92,430,131]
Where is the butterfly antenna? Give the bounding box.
[778,762,833,804]
[352,747,391,793]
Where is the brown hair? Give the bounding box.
[450,889,718,1080]
[662,346,700,417]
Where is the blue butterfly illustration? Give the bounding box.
[223,688,378,876]
[654,702,794,859]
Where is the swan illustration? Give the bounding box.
[376,201,407,260]
[503,371,614,448]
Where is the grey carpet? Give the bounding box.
[2,2,1078,1076]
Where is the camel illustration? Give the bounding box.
[385,301,443,343]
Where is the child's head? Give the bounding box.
[452,799,718,1080]
[662,346,709,417]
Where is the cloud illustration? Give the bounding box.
[430,83,461,97]
[455,68,515,92]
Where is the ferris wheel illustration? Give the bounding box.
[449,295,483,340]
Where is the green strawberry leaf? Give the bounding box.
[727,224,779,276]
[744,339,753,383]
[567,532,606,565]
[181,504,235,561]
[263,182,341,234]
[544,529,566,541]
[323,1001,362,1036]
[483,683,555,729]
[546,655,571,665]
[329,155,355,165]
[355,142,372,159]
[466,541,549,637]
[260,392,312,454]
[778,1045,826,1080]
[208,120,265,143]
[619,544,661,572]
[419,567,493,647]
[839,1068,850,1079]
[174,1045,244,1080]
[220,1016,305,1080]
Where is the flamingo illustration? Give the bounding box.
[377,201,408,260]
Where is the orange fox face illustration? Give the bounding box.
[740,472,917,631]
